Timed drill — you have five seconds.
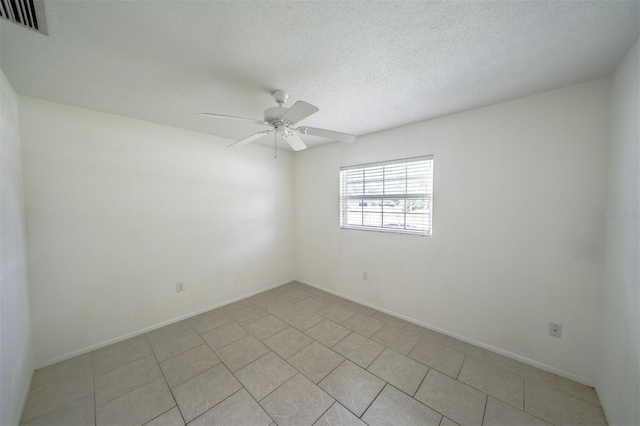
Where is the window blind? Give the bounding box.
[339,156,433,236]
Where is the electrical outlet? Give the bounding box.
[549,322,562,338]
[176,282,185,293]
[362,272,369,281]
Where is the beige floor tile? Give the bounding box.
[280,288,314,304]
[147,321,204,362]
[362,384,442,426]
[313,402,367,426]
[23,394,95,426]
[298,295,333,312]
[341,301,378,317]
[95,354,162,406]
[264,327,314,359]
[234,352,297,401]
[96,378,175,426]
[305,320,352,348]
[332,332,385,369]
[372,324,421,355]
[409,338,465,378]
[319,360,385,416]
[288,310,326,331]
[228,305,270,326]
[172,364,242,423]
[491,355,557,388]
[245,315,289,340]
[160,344,220,388]
[367,348,428,396]
[372,311,410,329]
[216,335,270,372]
[189,389,272,426]
[443,337,495,364]
[249,292,284,309]
[415,369,487,426]
[267,302,325,331]
[187,309,233,334]
[556,375,601,405]
[317,304,355,323]
[266,301,305,318]
[458,357,524,409]
[220,298,255,314]
[341,313,385,338]
[22,371,94,422]
[281,281,310,291]
[144,407,185,425]
[199,321,248,351]
[524,380,606,425]
[483,397,549,426]
[440,417,460,426]
[403,323,447,344]
[93,335,152,376]
[30,353,93,389]
[260,374,334,426]
[304,290,345,306]
[288,341,345,383]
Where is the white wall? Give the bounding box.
[19,97,295,366]
[0,70,34,425]
[294,79,610,383]
[596,40,639,425]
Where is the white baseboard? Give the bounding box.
[15,371,33,426]
[296,278,594,386]
[35,278,295,369]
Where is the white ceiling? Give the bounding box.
[1,1,638,151]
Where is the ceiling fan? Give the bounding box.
[198,90,355,151]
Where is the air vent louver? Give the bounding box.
[0,0,47,34]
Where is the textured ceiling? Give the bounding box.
[1,1,638,150]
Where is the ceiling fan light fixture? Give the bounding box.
[199,89,356,152]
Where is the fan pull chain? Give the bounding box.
[274,132,277,159]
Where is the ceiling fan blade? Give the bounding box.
[283,132,307,151]
[198,113,269,126]
[280,101,319,123]
[228,130,273,148]
[298,126,355,143]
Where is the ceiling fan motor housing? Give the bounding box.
[264,106,291,126]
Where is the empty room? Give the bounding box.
[1,1,638,425]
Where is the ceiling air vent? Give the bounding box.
[0,0,47,34]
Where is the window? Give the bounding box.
[340,156,434,236]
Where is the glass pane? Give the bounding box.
[384,164,406,195]
[343,169,364,196]
[345,199,363,226]
[404,198,427,213]
[363,199,382,227]
[364,166,383,195]
[405,213,429,231]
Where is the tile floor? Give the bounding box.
[21,281,607,426]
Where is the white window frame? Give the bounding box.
[339,155,434,236]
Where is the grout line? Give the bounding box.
[358,382,388,419]
[186,387,247,425]
[413,367,430,398]
[142,406,178,426]
[456,356,467,380]
[235,384,276,425]
[144,333,185,425]
[313,401,338,423]
[93,354,165,408]
[328,330,353,349]
[480,394,488,425]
